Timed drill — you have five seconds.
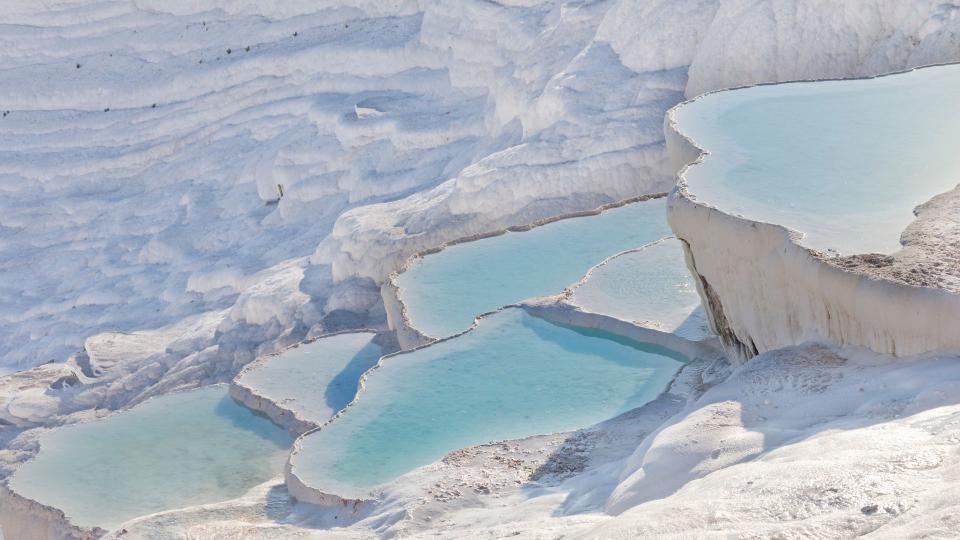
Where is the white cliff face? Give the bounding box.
[683,0,960,97]
[666,65,960,365]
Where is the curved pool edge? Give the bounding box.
[4,384,292,537]
[283,303,522,505]
[229,330,394,437]
[1,388,224,540]
[380,193,669,346]
[562,237,675,295]
[284,302,714,506]
[664,62,960,365]
[381,278,435,350]
[521,299,721,364]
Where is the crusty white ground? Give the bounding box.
[5,0,960,538]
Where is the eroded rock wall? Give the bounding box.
[665,106,960,364]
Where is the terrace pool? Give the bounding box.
[235,332,383,426]
[570,238,699,332]
[396,199,671,338]
[288,308,683,499]
[10,385,292,531]
[675,64,960,255]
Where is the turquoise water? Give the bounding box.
[571,239,699,331]
[676,64,960,255]
[290,308,683,498]
[396,199,671,338]
[237,332,382,425]
[10,385,292,531]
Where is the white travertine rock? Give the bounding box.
[665,69,960,364]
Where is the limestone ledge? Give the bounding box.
[664,68,960,364]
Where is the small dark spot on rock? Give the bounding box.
[245,46,251,52]
[293,31,298,37]
[151,103,157,108]
[76,63,81,69]
[226,48,231,54]
[861,504,879,515]
[50,374,80,389]
[104,108,110,112]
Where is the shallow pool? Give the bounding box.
[236,332,382,425]
[289,308,683,498]
[675,64,960,255]
[571,238,700,332]
[396,198,671,338]
[10,385,292,531]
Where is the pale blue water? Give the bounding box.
[396,199,671,338]
[237,332,383,425]
[676,64,960,255]
[10,385,292,531]
[571,239,699,331]
[290,308,683,498]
